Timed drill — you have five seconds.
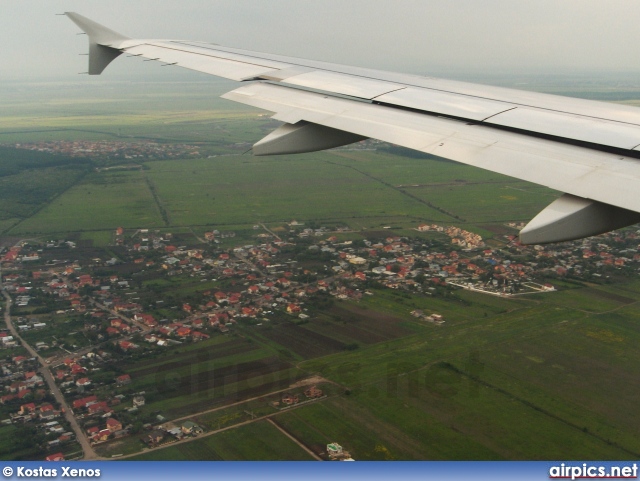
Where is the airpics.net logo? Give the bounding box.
[549,463,638,480]
[2,466,101,478]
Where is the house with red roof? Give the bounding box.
[17,389,32,399]
[286,304,301,314]
[93,429,111,442]
[133,313,157,327]
[87,401,110,415]
[72,395,98,410]
[106,418,122,432]
[176,327,191,338]
[45,453,65,462]
[76,378,91,387]
[116,374,131,385]
[118,340,136,350]
[106,327,119,336]
[13,355,27,365]
[19,403,36,415]
[39,404,55,419]
[71,364,86,375]
[158,327,173,336]
[192,318,204,328]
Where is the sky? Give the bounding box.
[3,0,640,83]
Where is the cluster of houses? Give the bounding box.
[142,420,203,447]
[0,358,77,456]
[275,385,324,407]
[85,417,123,443]
[3,224,640,362]
[70,391,134,445]
[417,224,485,249]
[1,356,45,403]
[9,140,201,161]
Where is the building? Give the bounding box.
[45,453,65,461]
[304,386,323,398]
[181,421,202,435]
[145,430,165,446]
[106,418,122,433]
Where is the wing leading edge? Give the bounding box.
[65,12,640,243]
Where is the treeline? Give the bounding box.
[0,145,92,177]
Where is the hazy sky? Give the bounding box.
[4,0,640,82]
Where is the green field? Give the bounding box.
[6,151,559,236]
[12,170,164,234]
[129,421,314,460]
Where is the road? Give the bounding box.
[260,223,282,241]
[1,264,98,460]
[266,418,322,460]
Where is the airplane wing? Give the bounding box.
[65,12,640,244]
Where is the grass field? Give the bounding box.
[11,170,164,234]
[5,150,558,237]
[144,153,454,227]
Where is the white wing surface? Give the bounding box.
[65,12,640,244]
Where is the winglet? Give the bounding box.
[65,12,130,75]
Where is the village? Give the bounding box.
[6,141,202,162]
[2,220,640,460]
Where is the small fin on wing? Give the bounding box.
[66,12,130,75]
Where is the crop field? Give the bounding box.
[256,322,348,359]
[303,304,414,346]
[130,420,314,460]
[118,336,308,418]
